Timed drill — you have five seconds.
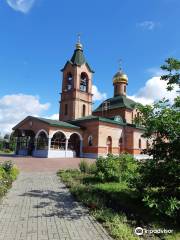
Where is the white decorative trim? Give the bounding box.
[35,129,49,139]
[49,130,68,139]
[69,132,83,141]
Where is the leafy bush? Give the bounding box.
[131,159,180,220]
[0,141,3,151]
[1,160,13,172]
[79,160,89,173]
[142,192,180,218]
[0,161,19,197]
[88,162,97,174]
[96,154,138,182]
[3,149,12,153]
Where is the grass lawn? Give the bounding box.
[57,169,180,240]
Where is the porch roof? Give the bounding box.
[36,117,80,129]
[13,116,80,130]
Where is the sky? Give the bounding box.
[0,0,179,135]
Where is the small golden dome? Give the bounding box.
[113,71,128,84]
[76,42,83,50]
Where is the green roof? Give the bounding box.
[70,115,125,126]
[61,49,94,73]
[34,117,80,129]
[71,49,86,66]
[93,95,136,112]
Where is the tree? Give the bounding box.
[133,58,180,219]
[161,57,180,91]
[4,134,10,141]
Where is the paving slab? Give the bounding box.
[0,155,94,172]
[0,172,112,240]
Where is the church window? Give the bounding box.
[146,140,149,149]
[67,73,73,91]
[139,139,142,149]
[107,136,112,154]
[82,104,86,117]
[80,73,88,92]
[119,137,123,145]
[65,104,68,115]
[51,132,66,150]
[88,135,93,146]
[36,132,48,150]
[124,85,126,93]
[132,112,134,123]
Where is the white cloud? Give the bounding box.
[92,85,107,101]
[146,67,164,77]
[45,113,59,120]
[137,21,158,30]
[128,77,178,105]
[0,94,50,135]
[6,0,35,13]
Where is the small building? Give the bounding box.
[13,39,148,159]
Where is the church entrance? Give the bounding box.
[107,136,112,154]
[68,133,81,157]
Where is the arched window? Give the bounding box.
[65,104,68,115]
[124,85,126,93]
[36,132,48,150]
[67,72,73,90]
[132,112,134,123]
[80,73,88,92]
[88,135,93,146]
[51,132,66,150]
[146,140,149,150]
[82,104,86,117]
[119,137,123,145]
[107,136,112,154]
[139,139,141,149]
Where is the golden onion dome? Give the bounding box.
[113,70,128,84]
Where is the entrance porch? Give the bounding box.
[14,129,83,158]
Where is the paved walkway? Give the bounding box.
[0,155,95,172]
[0,172,112,240]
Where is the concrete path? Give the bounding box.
[0,172,112,240]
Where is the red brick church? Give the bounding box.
[13,39,148,159]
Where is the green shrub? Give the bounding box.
[1,160,13,172]
[132,159,180,220]
[0,141,3,151]
[96,154,138,182]
[142,191,180,219]
[79,160,89,173]
[9,166,19,181]
[88,162,97,174]
[0,161,19,198]
[3,149,12,153]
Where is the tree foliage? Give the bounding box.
[133,58,180,219]
[161,57,180,91]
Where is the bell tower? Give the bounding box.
[59,38,94,121]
